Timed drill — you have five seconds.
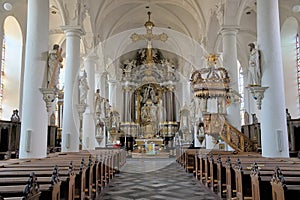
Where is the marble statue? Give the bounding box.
[94,89,104,116]
[79,70,89,105]
[10,109,20,122]
[47,44,63,89]
[248,43,261,86]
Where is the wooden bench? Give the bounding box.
[270,166,300,200]
[231,158,300,200]
[250,162,272,200]
[233,159,252,200]
[0,172,41,200]
[0,161,77,200]
[0,165,74,200]
[0,149,126,200]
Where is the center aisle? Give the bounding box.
[99,158,221,200]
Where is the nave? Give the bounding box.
[99,158,220,200]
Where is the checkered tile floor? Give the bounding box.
[99,158,220,200]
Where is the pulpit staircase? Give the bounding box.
[203,114,256,152]
[219,120,256,152]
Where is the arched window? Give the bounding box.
[1,16,22,120]
[0,36,6,118]
[296,33,300,107]
[238,61,245,125]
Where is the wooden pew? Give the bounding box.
[0,172,41,200]
[0,161,76,200]
[185,149,197,173]
[184,150,300,200]
[0,166,65,200]
[208,155,219,193]
[250,162,272,200]
[230,158,300,200]
[224,156,237,199]
[233,159,252,200]
[0,149,125,200]
[218,155,228,198]
[270,167,300,200]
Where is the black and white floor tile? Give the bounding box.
[99,158,221,200]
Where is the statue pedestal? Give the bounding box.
[39,88,56,112]
[246,86,268,110]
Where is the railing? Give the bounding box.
[203,114,255,152]
[220,120,255,152]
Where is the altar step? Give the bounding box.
[131,151,170,159]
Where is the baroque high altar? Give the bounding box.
[120,47,179,144]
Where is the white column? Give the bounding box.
[221,28,241,130]
[205,135,218,149]
[258,0,289,157]
[19,0,49,158]
[61,27,83,152]
[108,80,118,108]
[82,55,96,150]
[0,26,4,107]
[181,80,191,107]
[100,72,109,99]
[194,125,201,147]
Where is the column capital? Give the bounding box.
[83,53,99,63]
[219,26,239,36]
[108,79,119,84]
[61,25,85,36]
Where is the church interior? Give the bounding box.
[0,0,300,199]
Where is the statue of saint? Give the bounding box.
[96,118,104,137]
[104,99,110,118]
[286,108,292,120]
[11,109,20,122]
[124,60,136,72]
[252,113,258,124]
[248,43,261,86]
[142,86,150,103]
[94,89,103,117]
[150,87,157,103]
[47,44,63,89]
[141,105,150,123]
[79,70,89,105]
[244,111,250,125]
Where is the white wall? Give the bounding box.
[281,17,299,118]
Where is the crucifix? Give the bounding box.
[130,11,168,64]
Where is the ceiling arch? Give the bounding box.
[93,0,208,42]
